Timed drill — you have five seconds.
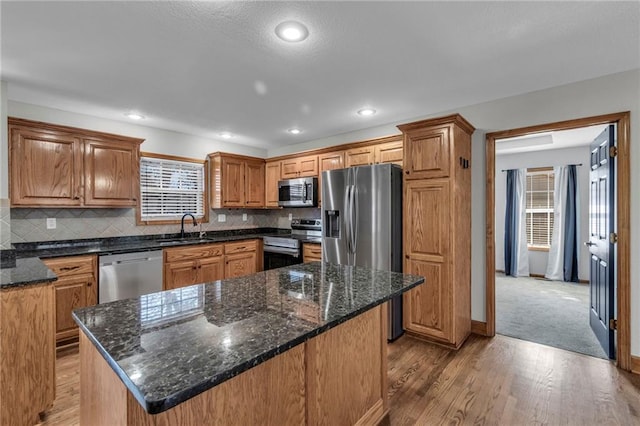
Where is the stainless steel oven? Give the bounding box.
[278,177,318,207]
[263,218,322,270]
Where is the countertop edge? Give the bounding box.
[75,275,425,414]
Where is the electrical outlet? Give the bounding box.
[242,213,248,221]
[46,218,56,229]
[288,213,293,220]
[217,214,226,222]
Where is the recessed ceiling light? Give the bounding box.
[124,112,145,120]
[219,132,233,139]
[357,108,376,116]
[288,128,302,135]
[275,21,309,42]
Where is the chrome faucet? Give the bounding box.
[180,213,198,239]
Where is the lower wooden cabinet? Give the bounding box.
[42,255,97,347]
[0,282,56,425]
[303,243,322,262]
[164,239,263,290]
[163,244,224,290]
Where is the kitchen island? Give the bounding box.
[73,262,424,425]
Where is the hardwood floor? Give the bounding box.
[37,335,640,425]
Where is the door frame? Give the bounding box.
[485,111,631,370]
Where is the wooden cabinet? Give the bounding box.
[1,282,56,425]
[281,155,318,179]
[208,153,265,208]
[163,244,224,290]
[42,255,97,347]
[303,243,322,262]
[265,161,282,208]
[398,114,474,349]
[163,239,262,289]
[318,151,345,205]
[224,239,261,278]
[345,146,375,167]
[375,140,403,166]
[9,118,143,208]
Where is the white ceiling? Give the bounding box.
[495,124,608,155]
[2,1,639,151]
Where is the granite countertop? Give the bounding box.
[12,227,293,259]
[0,257,58,289]
[73,262,424,414]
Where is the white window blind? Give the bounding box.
[140,156,205,220]
[525,169,554,248]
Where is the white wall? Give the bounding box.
[267,69,640,356]
[8,101,267,160]
[495,147,592,279]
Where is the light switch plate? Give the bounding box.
[218,214,226,222]
[46,218,56,229]
[242,213,248,221]
[288,213,293,220]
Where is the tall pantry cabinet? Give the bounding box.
[398,114,474,349]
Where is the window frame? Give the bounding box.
[525,167,554,251]
[136,152,209,226]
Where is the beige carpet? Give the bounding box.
[496,273,607,359]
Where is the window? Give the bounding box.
[139,155,206,222]
[525,168,554,249]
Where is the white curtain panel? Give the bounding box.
[546,166,568,280]
[515,169,530,277]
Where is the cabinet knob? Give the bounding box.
[405,255,410,259]
[87,282,92,287]
[405,171,409,175]
[74,196,80,200]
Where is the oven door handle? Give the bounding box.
[264,246,301,257]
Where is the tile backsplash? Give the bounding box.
[10,207,321,243]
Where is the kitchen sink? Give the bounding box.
[156,238,215,246]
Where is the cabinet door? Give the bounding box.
[245,160,265,208]
[225,252,257,279]
[345,147,375,167]
[297,155,318,177]
[375,141,403,166]
[265,161,281,207]
[10,126,83,206]
[221,157,245,207]
[164,260,199,290]
[199,256,225,283]
[54,273,96,343]
[404,126,450,179]
[403,179,452,342]
[318,151,344,205]
[281,158,301,179]
[83,137,139,206]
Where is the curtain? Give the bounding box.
[546,165,579,281]
[504,169,529,277]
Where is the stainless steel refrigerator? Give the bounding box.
[322,163,403,340]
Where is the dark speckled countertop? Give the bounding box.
[73,262,424,414]
[0,257,58,289]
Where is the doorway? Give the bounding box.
[484,112,631,370]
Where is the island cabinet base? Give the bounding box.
[80,304,389,426]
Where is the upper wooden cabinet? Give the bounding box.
[400,117,473,180]
[8,118,143,208]
[318,151,345,204]
[344,137,403,168]
[398,114,474,350]
[265,161,281,208]
[208,153,265,208]
[281,155,318,179]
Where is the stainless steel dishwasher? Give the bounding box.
[99,250,163,303]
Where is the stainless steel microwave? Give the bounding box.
[278,177,318,207]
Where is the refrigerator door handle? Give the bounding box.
[344,184,352,254]
[352,185,358,253]
[349,184,356,255]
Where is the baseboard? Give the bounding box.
[631,356,640,375]
[471,320,489,336]
[529,273,545,279]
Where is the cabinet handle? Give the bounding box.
[405,255,410,259]
[60,266,80,271]
[73,196,80,200]
[132,197,137,201]
[405,171,409,175]
[87,282,92,287]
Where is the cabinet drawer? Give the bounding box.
[43,255,96,277]
[164,244,224,262]
[303,243,322,261]
[225,239,258,254]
